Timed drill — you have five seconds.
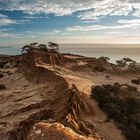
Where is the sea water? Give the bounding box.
[60,44,140,63]
[0,44,140,63]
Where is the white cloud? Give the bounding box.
[53,30,61,33]
[0,14,17,26]
[117,19,140,29]
[66,20,140,32]
[78,7,112,21]
[0,0,140,20]
[1,0,140,44]
[0,0,96,16]
[0,14,30,26]
[118,19,140,24]
[0,0,139,25]
[67,25,108,31]
[106,31,125,34]
[39,30,61,35]
[133,10,140,17]
[0,14,8,18]
[78,0,134,21]
[0,18,17,26]
[0,28,36,39]
[132,5,140,17]
[0,32,36,39]
[24,15,49,19]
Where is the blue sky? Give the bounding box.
[0,0,140,46]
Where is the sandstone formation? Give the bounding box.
[0,50,102,140]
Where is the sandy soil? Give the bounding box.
[1,52,139,140]
[73,67,140,92]
[63,71,126,140]
[0,65,127,140]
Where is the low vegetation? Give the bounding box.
[116,58,136,67]
[91,83,140,140]
[0,61,8,68]
[21,42,59,54]
[92,65,107,72]
[116,58,140,70]
[131,79,140,85]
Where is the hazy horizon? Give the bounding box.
[0,43,140,48]
[0,44,140,63]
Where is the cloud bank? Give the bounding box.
[0,0,140,20]
[0,0,140,44]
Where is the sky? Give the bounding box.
[0,0,140,46]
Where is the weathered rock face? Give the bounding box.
[26,122,95,140]
[22,50,65,67]
[6,84,102,140]
[0,50,104,140]
[59,85,97,137]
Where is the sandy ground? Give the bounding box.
[62,70,127,140]
[36,63,127,140]
[0,67,62,139]
[1,58,139,140]
[73,68,140,92]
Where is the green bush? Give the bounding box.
[92,65,107,72]
[91,83,140,140]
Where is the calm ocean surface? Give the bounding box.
[0,44,140,63]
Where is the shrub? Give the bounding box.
[131,79,140,85]
[92,65,107,72]
[91,83,140,140]
[0,61,7,68]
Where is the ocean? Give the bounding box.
[0,44,140,63]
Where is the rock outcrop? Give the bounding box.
[0,50,102,140]
[7,84,102,140]
[22,50,65,67]
[26,122,95,140]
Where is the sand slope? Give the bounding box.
[0,51,128,140]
